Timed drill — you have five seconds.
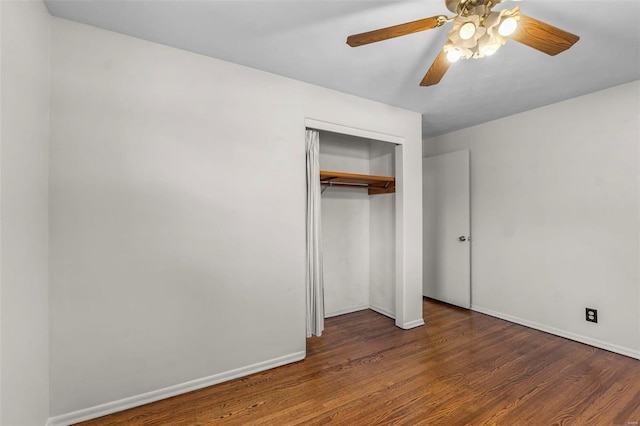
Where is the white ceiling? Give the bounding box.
[44,0,640,138]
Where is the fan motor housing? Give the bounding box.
[445,0,460,12]
[445,0,498,14]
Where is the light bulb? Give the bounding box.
[446,49,461,63]
[459,22,476,40]
[498,17,518,36]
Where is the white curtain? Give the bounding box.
[305,129,324,337]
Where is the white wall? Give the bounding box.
[320,132,371,317]
[424,81,640,358]
[0,1,51,425]
[369,141,396,318]
[49,17,422,422]
[319,133,396,318]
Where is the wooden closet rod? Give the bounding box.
[320,170,395,195]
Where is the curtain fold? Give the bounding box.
[305,129,324,337]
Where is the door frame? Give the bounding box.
[305,118,422,329]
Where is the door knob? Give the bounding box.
[458,236,467,242]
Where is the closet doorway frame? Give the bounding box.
[305,118,413,329]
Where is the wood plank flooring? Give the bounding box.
[78,298,640,425]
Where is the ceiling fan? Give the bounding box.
[346,0,580,86]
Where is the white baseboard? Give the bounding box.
[326,304,422,329]
[325,304,369,318]
[400,318,425,329]
[46,351,306,426]
[369,304,395,319]
[472,305,640,360]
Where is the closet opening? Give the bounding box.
[306,123,404,337]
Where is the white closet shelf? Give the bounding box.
[320,170,395,195]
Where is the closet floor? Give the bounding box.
[78,298,640,425]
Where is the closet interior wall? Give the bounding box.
[318,131,396,318]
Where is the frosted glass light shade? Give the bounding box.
[459,22,476,40]
[447,49,462,62]
[498,17,518,36]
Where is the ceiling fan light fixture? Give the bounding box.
[475,32,505,58]
[459,22,476,40]
[345,1,579,87]
[449,15,485,48]
[498,17,518,36]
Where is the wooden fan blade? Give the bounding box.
[347,16,446,47]
[420,49,450,86]
[510,14,580,56]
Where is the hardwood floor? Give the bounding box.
[79,298,640,425]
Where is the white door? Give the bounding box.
[423,150,471,309]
